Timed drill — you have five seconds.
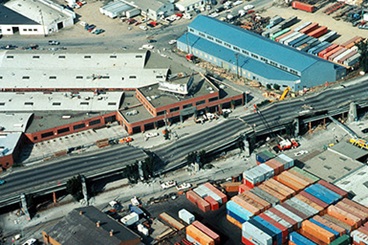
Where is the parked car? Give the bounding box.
[161,180,176,189]
[168,39,177,45]
[22,238,37,245]
[243,4,254,10]
[233,0,243,6]
[362,128,368,133]
[147,39,157,43]
[48,40,60,45]
[140,44,154,50]
[0,179,5,185]
[145,132,159,138]
[1,44,17,50]
[176,183,191,190]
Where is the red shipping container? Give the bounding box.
[203,183,228,203]
[269,207,298,231]
[266,158,284,173]
[244,179,255,188]
[313,215,346,236]
[192,221,221,244]
[318,180,348,198]
[308,26,328,38]
[299,23,319,34]
[299,190,329,209]
[318,44,339,58]
[341,198,368,215]
[186,190,211,212]
[281,202,308,220]
[239,184,251,194]
[358,226,368,235]
[204,196,219,211]
[323,46,343,60]
[288,241,297,245]
[259,213,289,244]
[242,236,256,245]
[292,1,316,12]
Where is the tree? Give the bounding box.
[142,156,154,180]
[285,122,296,137]
[236,137,245,152]
[66,175,83,201]
[273,84,280,90]
[186,151,197,164]
[356,41,368,72]
[266,84,272,90]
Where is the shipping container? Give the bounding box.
[159,212,185,230]
[308,26,328,38]
[323,46,343,60]
[281,202,309,220]
[317,180,348,198]
[309,41,331,55]
[266,208,295,231]
[289,231,317,245]
[284,33,305,46]
[203,183,228,203]
[302,220,335,244]
[292,1,316,13]
[258,184,287,202]
[327,205,361,230]
[227,200,254,223]
[335,201,367,223]
[264,159,283,175]
[319,31,338,43]
[318,43,338,58]
[274,173,304,192]
[250,187,280,205]
[304,184,341,205]
[341,198,368,215]
[279,32,300,45]
[309,218,340,238]
[313,215,346,236]
[328,47,347,61]
[238,193,266,212]
[129,205,144,216]
[299,39,320,52]
[341,36,363,49]
[242,236,256,245]
[239,184,252,194]
[294,21,312,32]
[344,53,361,67]
[333,48,356,63]
[291,35,311,48]
[294,194,324,213]
[179,209,195,224]
[328,234,350,245]
[248,218,278,245]
[286,198,318,217]
[192,221,220,244]
[253,216,283,245]
[194,186,208,198]
[266,15,284,29]
[277,154,294,169]
[322,214,352,232]
[226,214,243,229]
[279,16,298,29]
[282,171,311,188]
[242,222,272,245]
[259,164,275,180]
[299,229,328,245]
[299,22,319,34]
[232,195,262,215]
[221,182,241,193]
[200,185,223,204]
[259,213,289,244]
[256,150,276,164]
[242,191,272,210]
[274,204,304,226]
[120,212,139,226]
[337,50,357,64]
[288,167,319,184]
[275,30,294,43]
[271,28,291,41]
[264,179,295,198]
[186,224,215,245]
[186,190,211,212]
[204,195,220,211]
[351,230,368,244]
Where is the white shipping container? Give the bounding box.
[277,154,294,169]
[137,224,149,236]
[242,222,273,245]
[120,212,139,226]
[200,185,222,204]
[288,198,318,216]
[179,209,195,224]
[351,230,368,244]
[246,167,265,184]
[274,205,303,225]
[259,164,274,180]
[264,210,292,230]
[193,186,208,198]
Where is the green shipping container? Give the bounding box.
[328,234,350,245]
[289,167,320,183]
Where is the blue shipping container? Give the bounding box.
[309,218,340,238]
[289,232,317,245]
[226,201,253,223]
[304,184,340,205]
[248,218,278,244]
[129,205,144,215]
[227,210,247,224]
[254,216,282,245]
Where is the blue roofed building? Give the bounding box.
[177,15,346,91]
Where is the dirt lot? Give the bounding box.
[262,4,367,44]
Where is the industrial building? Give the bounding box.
[42,206,142,245]
[1,0,75,36]
[175,0,207,13]
[99,1,140,19]
[177,15,347,91]
[0,51,243,169]
[120,0,175,20]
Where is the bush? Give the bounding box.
[273,84,280,90]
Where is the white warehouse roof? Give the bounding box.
[0,92,125,112]
[0,51,169,90]
[0,113,33,132]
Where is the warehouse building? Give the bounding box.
[175,0,207,13]
[1,0,75,36]
[177,15,346,91]
[121,0,174,20]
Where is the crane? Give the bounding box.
[279,86,291,101]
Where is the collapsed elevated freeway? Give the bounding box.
[0,75,368,209]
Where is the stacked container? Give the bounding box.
[274,171,311,192]
[250,187,280,206]
[263,178,295,199]
[289,231,317,245]
[202,183,228,204]
[190,183,227,211]
[159,212,185,231]
[192,221,221,244]
[186,224,215,245]
[179,209,195,224]
[300,220,336,244]
[186,190,211,212]
[242,221,273,245]
[351,221,368,244]
[221,182,242,193]
[265,159,285,175]
[304,184,342,205]
[288,167,320,184]
[256,150,276,164]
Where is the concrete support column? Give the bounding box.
[243,138,250,157]
[53,192,57,205]
[140,125,145,133]
[20,193,31,220]
[348,102,358,123]
[308,122,312,134]
[81,175,88,206]
[293,118,300,137]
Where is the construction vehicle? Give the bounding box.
[279,86,291,101]
[253,104,299,152]
[349,138,368,150]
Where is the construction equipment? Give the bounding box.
[279,86,291,101]
[349,138,368,150]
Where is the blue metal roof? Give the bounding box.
[188,15,326,72]
[178,33,299,82]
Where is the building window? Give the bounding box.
[290,69,299,75]
[84,55,91,59]
[0,76,2,79]
[251,54,259,59]
[170,107,179,112]
[33,56,40,59]
[199,32,206,37]
[23,29,27,31]
[129,76,136,79]
[105,115,116,123]
[121,77,124,80]
[260,57,268,62]
[108,102,116,106]
[28,29,32,31]
[80,102,89,105]
[233,46,240,51]
[189,28,194,32]
[49,76,57,79]
[41,131,54,138]
[215,39,222,44]
[156,75,163,79]
[52,102,61,106]
[196,100,205,106]
[209,97,218,102]
[73,123,85,130]
[157,111,165,116]
[110,55,117,58]
[89,119,101,126]
[207,35,214,40]
[183,104,192,108]
[6,56,14,59]
[24,102,34,106]
[57,127,70,134]
[58,55,66,59]
[33,136,38,141]
[224,43,231,48]
[22,76,30,79]
[76,76,83,79]
[135,55,143,58]
[33,29,37,31]
[0,102,5,106]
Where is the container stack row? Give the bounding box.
[186,221,220,245]
[186,182,227,212]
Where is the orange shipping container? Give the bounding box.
[275,30,294,43]
[231,195,261,215]
[266,158,284,174]
[327,205,361,229]
[288,168,315,184]
[302,220,335,244]
[335,202,367,222]
[264,179,295,198]
[322,214,352,232]
[192,221,220,244]
[203,183,228,203]
[299,229,329,245]
[186,224,215,245]
[238,184,251,194]
[341,198,368,216]
[159,212,185,230]
[186,190,211,212]
[313,215,346,236]
[258,184,287,202]
[288,241,297,245]
[226,215,242,229]
[274,174,304,192]
[295,194,324,213]
[282,171,310,188]
[221,182,241,193]
[238,194,266,212]
[242,191,271,210]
